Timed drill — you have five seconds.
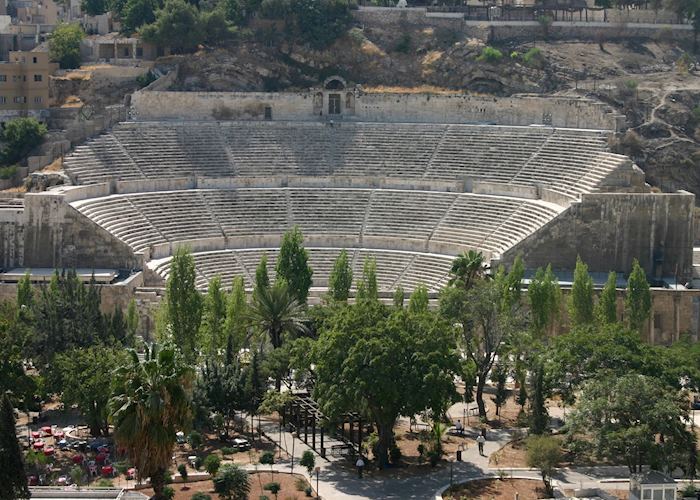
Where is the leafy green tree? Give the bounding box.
[213,464,250,500]
[328,249,352,302]
[200,276,227,355]
[199,9,237,46]
[526,435,561,497]
[110,344,194,499]
[120,0,159,34]
[625,259,651,333]
[313,301,460,468]
[223,276,248,358]
[49,23,84,69]
[203,454,221,476]
[197,358,245,435]
[82,0,108,15]
[568,256,594,327]
[569,373,692,473]
[448,250,487,290]
[290,0,354,49]
[140,0,203,53]
[1,118,47,165]
[529,264,561,337]
[299,450,315,475]
[491,364,508,418]
[264,481,281,499]
[0,393,29,500]
[0,302,35,409]
[276,226,313,304]
[53,346,127,436]
[392,285,404,309]
[255,254,270,292]
[126,298,139,345]
[16,271,33,314]
[595,271,618,325]
[355,256,378,302]
[243,351,266,435]
[440,263,524,420]
[408,284,429,314]
[166,247,202,363]
[530,360,549,434]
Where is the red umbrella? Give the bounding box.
[31,431,40,439]
[43,447,55,456]
[101,465,113,477]
[32,440,45,449]
[41,426,52,436]
[72,454,83,464]
[53,431,65,439]
[95,453,106,463]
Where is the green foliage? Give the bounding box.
[529,265,561,336]
[259,450,275,465]
[140,0,203,53]
[299,450,315,475]
[0,394,29,500]
[526,435,561,497]
[264,482,281,497]
[187,430,203,449]
[477,46,503,62]
[312,301,460,468]
[355,256,378,302]
[126,298,139,346]
[290,0,354,49]
[203,453,221,475]
[49,23,84,69]
[82,0,108,15]
[392,286,404,309]
[1,118,47,165]
[522,47,544,68]
[569,373,692,473]
[408,284,429,314]
[625,259,651,333]
[249,279,307,352]
[177,463,188,482]
[136,70,158,88]
[191,493,212,500]
[448,250,486,290]
[491,364,508,417]
[255,254,270,292]
[110,344,194,497]
[213,464,250,500]
[200,276,227,355]
[221,446,235,455]
[595,271,618,325]
[199,9,238,46]
[529,361,549,435]
[52,346,127,437]
[328,249,353,302]
[197,358,245,434]
[257,390,294,415]
[120,0,159,35]
[0,165,17,180]
[568,256,594,327]
[394,33,411,53]
[224,276,248,360]
[166,247,202,363]
[276,226,313,304]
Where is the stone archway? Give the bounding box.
[323,75,347,90]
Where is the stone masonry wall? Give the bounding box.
[500,191,696,281]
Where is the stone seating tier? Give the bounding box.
[150,248,455,293]
[63,121,622,196]
[72,187,562,259]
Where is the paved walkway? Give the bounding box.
[254,417,636,500]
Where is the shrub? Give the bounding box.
[136,71,158,88]
[221,446,236,455]
[477,46,503,63]
[203,454,221,475]
[259,450,275,465]
[162,486,175,500]
[394,33,411,53]
[299,450,315,475]
[191,493,212,500]
[213,464,250,500]
[295,477,308,491]
[188,430,203,449]
[304,487,313,497]
[0,165,18,180]
[522,47,543,68]
[96,478,114,487]
[264,482,281,497]
[177,463,188,482]
[681,484,698,498]
[526,435,561,498]
[389,444,402,463]
[1,118,47,165]
[194,456,204,470]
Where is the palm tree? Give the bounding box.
[448,250,488,290]
[109,344,194,499]
[247,280,308,390]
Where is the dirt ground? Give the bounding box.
[442,478,548,500]
[137,472,313,499]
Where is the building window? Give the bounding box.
[0,97,6,104]
[136,47,143,57]
[0,75,5,82]
[32,56,37,63]
[33,96,41,104]
[13,96,25,103]
[34,74,42,82]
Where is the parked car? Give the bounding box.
[232,437,251,452]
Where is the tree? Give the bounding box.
[355,256,378,302]
[197,358,245,436]
[440,262,524,420]
[264,481,281,500]
[299,450,316,475]
[223,276,248,358]
[1,117,47,165]
[255,254,270,292]
[120,0,159,34]
[16,271,33,314]
[213,464,250,500]
[110,343,194,499]
[568,256,594,327]
[491,364,508,418]
[0,302,35,409]
[569,373,692,473]
[313,302,460,468]
[665,0,700,51]
[0,394,29,500]
[392,285,404,309]
[243,351,266,437]
[53,346,127,436]
[204,454,221,476]
[49,23,84,69]
[529,265,561,337]
[200,276,227,355]
[328,249,353,302]
[276,226,313,304]
[526,435,561,497]
[290,0,354,49]
[625,259,651,333]
[166,247,202,363]
[82,0,108,15]
[448,250,487,290]
[126,298,139,345]
[199,9,237,46]
[595,271,618,325]
[140,0,203,53]
[177,463,188,484]
[408,284,429,314]
[530,360,549,435]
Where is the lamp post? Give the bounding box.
[314,466,320,498]
[291,431,297,475]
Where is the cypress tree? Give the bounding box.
[166,247,202,363]
[126,298,139,346]
[393,285,405,309]
[408,284,429,314]
[0,394,29,499]
[224,276,248,359]
[530,361,549,435]
[328,249,353,302]
[255,255,270,292]
[595,271,618,325]
[200,276,227,355]
[529,265,561,337]
[625,259,651,333]
[568,256,594,327]
[276,226,313,304]
[356,256,378,302]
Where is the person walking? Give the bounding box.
[476,434,486,456]
[455,419,464,436]
[356,456,365,478]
